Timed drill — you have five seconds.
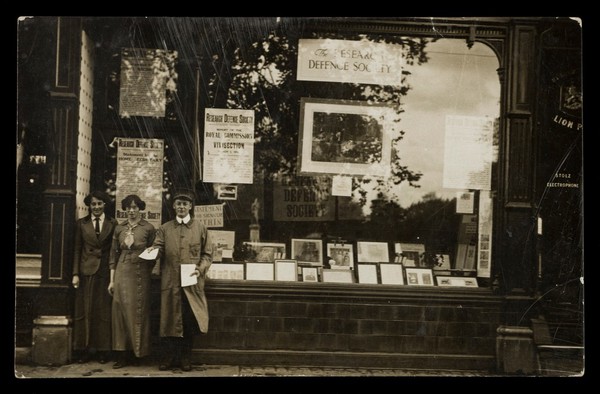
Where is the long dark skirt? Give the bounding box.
[111,253,153,358]
[73,272,113,351]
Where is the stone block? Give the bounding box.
[31,316,71,366]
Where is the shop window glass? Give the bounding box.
[211,27,500,287]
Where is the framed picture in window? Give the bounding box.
[216,184,238,200]
[436,276,479,288]
[395,243,425,267]
[206,263,245,280]
[298,98,394,177]
[380,263,404,285]
[357,241,390,263]
[245,262,275,281]
[432,253,452,276]
[243,242,287,263]
[357,264,378,284]
[291,238,323,266]
[322,268,355,284]
[207,230,235,262]
[275,260,298,282]
[301,266,319,283]
[405,268,434,286]
[326,243,354,270]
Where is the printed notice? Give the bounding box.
[477,190,493,278]
[194,204,224,228]
[332,175,352,197]
[119,48,177,118]
[180,264,198,287]
[443,115,494,190]
[297,39,403,86]
[456,191,475,214]
[203,108,255,184]
[115,138,164,229]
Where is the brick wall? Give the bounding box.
[194,281,502,371]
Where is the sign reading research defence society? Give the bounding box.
[115,137,164,229]
[297,39,403,86]
[203,108,255,184]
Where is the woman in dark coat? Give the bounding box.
[108,194,156,368]
[72,191,117,363]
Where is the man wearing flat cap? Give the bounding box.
[145,188,213,371]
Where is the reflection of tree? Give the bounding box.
[366,192,458,251]
[207,22,431,208]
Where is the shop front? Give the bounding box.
[16,17,583,375]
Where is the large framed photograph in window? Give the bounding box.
[298,98,395,176]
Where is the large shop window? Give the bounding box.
[205,26,500,289]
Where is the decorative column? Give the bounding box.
[497,21,539,313]
[33,17,82,365]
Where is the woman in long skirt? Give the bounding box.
[108,194,156,368]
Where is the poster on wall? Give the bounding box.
[273,174,335,221]
[115,138,164,229]
[119,48,177,118]
[195,204,224,228]
[443,115,494,190]
[297,38,403,86]
[203,108,255,184]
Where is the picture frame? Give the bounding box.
[298,98,395,176]
[243,242,287,263]
[245,262,275,281]
[301,266,319,283]
[395,243,425,267]
[357,264,378,284]
[216,184,238,200]
[322,268,355,284]
[275,260,298,282]
[207,230,235,262]
[291,238,323,266]
[326,242,354,270]
[206,263,245,280]
[405,268,435,286]
[380,263,404,285]
[357,241,390,263]
[436,276,479,288]
[431,253,452,276]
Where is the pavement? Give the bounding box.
[13,348,584,379]
[14,359,492,379]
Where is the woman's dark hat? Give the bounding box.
[173,189,195,203]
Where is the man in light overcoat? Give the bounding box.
[146,189,212,371]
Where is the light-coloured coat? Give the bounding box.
[152,218,212,337]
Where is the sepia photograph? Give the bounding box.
[15,16,583,379]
